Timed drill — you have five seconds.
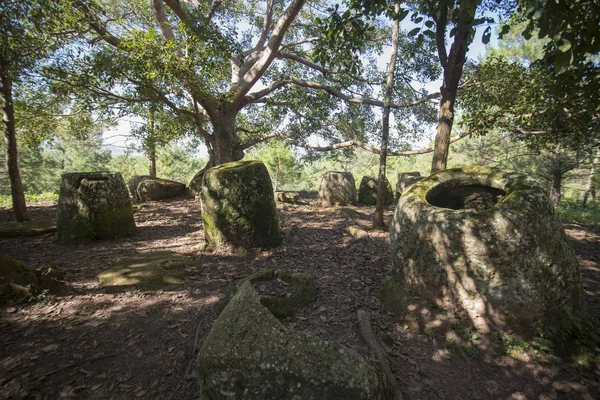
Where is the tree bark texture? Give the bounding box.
[551,170,562,206]
[374,3,401,229]
[210,107,244,165]
[148,142,157,178]
[430,1,476,174]
[582,147,599,207]
[1,62,30,222]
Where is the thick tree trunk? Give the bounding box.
[1,62,30,222]
[551,171,562,206]
[582,147,599,207]
[211,107,244,165]
[374,3,400,230]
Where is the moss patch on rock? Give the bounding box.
[358,176,393,206]
[98,251,195,292]
[395,172,423,200]
[234,268,317,317]
[200,161,281,249]
[390,166,583,336]
[198,281,382,400]
[57,172,136,243]
[318,171,357,206]
[0,219,56,238]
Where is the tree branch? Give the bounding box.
[240,132,280,149]
[231,0,307,107]
[280,130,469,156]
[288,77,440,109]
[152,0,175,41]
[75,0,123,48]
[242,77,292,105]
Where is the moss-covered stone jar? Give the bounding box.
[200,160,281,249]
[57,172,136,243]
[390,166,583,335]
[318,171,357,206]
[358,176,393,206]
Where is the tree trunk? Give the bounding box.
[582,147,599,207]
[148,143,157,178]
[211,107,244,165]
[551,171,562,206]
[1,62,30,222]
[431,64,463,173]
[374,3,400,230]
[430,2,475,174]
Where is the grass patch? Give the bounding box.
[0,192,59,208]
[556,201,600,227]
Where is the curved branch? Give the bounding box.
[75,0,123,48]
[241,77,292,106]
[289,77,440,109]
[281,130,469,156]
[231,0,307,107]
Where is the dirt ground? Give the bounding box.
[1,198,599,399]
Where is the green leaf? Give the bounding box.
[557,38,572,53]
[408,27,420,37]
[423,30,435,40]
[482,26,492,45]
[425,20,434,29]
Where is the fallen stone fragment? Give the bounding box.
[198,281,382,400]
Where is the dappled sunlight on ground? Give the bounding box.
[0,198,598,399]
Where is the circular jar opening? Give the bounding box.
[426,181,506,210]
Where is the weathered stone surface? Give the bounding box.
[275,191,301,204]
[235,268,316,317]
[345,226,369,240]
[57,172,136,243]
[129,175,187,202]
[138,177,187,201]
[318,171,357,206]
[390,166,583,335]
[128,175,151,202]
[0,219,56,238]
[357,176,393,206]
[395,172,423,200]
[98,251,195,291]
[198,281,382,400]
[201,161,281,249]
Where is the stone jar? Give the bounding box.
[390,166,583,335]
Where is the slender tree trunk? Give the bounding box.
[148,142,157,178]
[582,147,600,207]
[147,115,157,178]
[430,1,475,174]
[551,171,562,206]
[1,62,30,222]
[374,3,400,229]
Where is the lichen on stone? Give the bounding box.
[318,172,357,206]
[389,166,583,336]
[233,268,317,317]
[357,176,393,206]
[57,172,136,243]
[200,161,281,249]
[198,281,382,399]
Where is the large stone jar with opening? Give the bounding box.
[390,166,583,335]
[57,172,136,243]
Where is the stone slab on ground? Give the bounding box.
[98,251,196,292]
[198,281,382,400]
[0,219,56,238]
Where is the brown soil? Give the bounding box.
[0,199,599,399]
